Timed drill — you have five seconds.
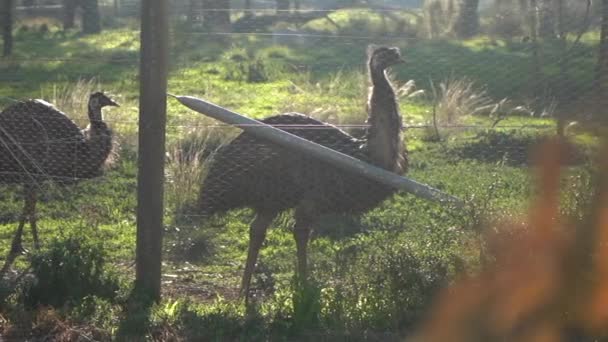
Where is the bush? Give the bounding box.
[21,234,119,308]
[220,46,290,83]
[321,236,456,333]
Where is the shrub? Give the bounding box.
[220,46,290,83]
[321,237,456,333]
[21,234,119,308]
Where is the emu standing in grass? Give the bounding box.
[199,46,407,299]
[0,92,118,273]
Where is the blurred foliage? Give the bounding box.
[414,140,608,341]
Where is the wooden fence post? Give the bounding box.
[135,0,168,301]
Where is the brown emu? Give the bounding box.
[0,92,118,272]
[199,46,407,299]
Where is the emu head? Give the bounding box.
[368,46,404,71]
[88,92,119,122]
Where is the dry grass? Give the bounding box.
[431,76,493,125]
[47,78,101,126]
[1,307,111,341]
[165,129,226,216]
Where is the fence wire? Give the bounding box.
[0,0,601,305]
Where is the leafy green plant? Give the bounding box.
[322,239,455,332]
[292,277,322,333]
[21,234,119,308]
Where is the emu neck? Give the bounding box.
[80,106,113,178]
[365,67,404,173]
[87,105,110,137]
[88,105,103,124]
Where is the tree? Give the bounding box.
[82,0,101,34]
[526,0,544,101]
[276,0,289,13]
[2,0,14,57]
[423,0,479,39]
[187,0,199,23]
[423,0,449,38]
[63,0,102,34]
[63,0,77,29]
[537,0,555,39]
[598,0,608,110]
[202,0,231,32]
[245,0,252,15]
[449,0,479,38]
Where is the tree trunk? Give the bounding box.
[423,0,445,38]
[82,0,101,34]
[597,0,608,110]
[555,0,564,38]
[450,0,479,38]
[245,0,252,15]
[276,0,289,14]
[528,0,545,103]
[187,0,199,23]
[63,0,77,29]
[2,0,13,57]
[202,0,231,32]
[537,0,555,39]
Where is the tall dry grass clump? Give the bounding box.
[431,76,492,126]
[48,79,101,126]
[165,129,226,218]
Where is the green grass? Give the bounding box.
[0,16,603,340]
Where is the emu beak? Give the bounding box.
[108,99,120,107]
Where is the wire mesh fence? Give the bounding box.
[0,0,605,339]
[1,0,595,248]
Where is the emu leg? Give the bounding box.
[293,212,314,285]
[240,211,277,302]
[0,197,30,276]
[27,188,39,249]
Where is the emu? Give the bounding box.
[199,46,407,300]
[0,92,118,273]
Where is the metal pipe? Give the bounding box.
[170,94,464,207]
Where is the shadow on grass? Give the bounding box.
[451,130,587,166]
[115,288,156,341]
